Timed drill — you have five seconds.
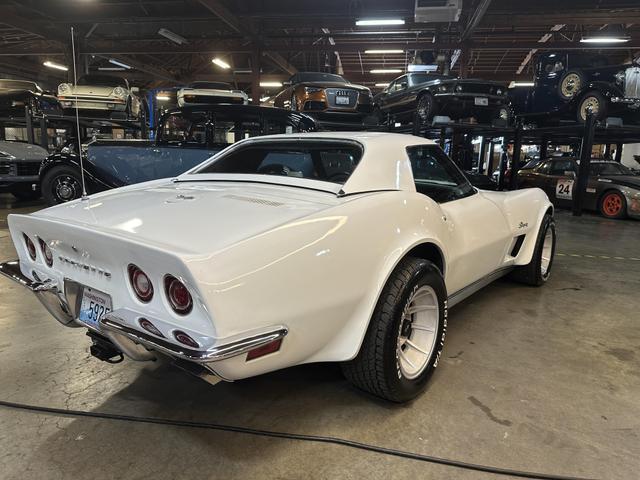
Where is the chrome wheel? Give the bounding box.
[53,174,82,202]
[579,95,600,121]
[396,286,439,380]
[560,73,582,98]
[540,228,554,277]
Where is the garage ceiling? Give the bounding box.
[0,0,639,93]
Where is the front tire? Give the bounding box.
[413,93,436,134]
[511,213,556,286]
[41,165,84,206]
[342,257,447,402]
[577,91,608,123]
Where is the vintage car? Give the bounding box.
[177,81,249,107]
[0,79,61,118]
[57,75,143,120]
[0,140,48,200]
[39,104,317,205]
[509,52,640,124]
[0,132,555,402]
[373,72,510,127]
[272,72,374,123]
[518,157,640,219]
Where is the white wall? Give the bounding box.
[621,143,640,168]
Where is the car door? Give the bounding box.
[384,76,409,116]
[547,159,577,206]
[407,145,513,294]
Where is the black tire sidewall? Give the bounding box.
[42,165,83,205]
[382,262,447,401]
[532,214,556,284]
[415,94,434,125]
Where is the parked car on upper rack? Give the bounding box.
[58,75,143,121]
[272,72,374,125]
[39,104,317,205]
[177,81,249,107]
[0,140,48,201]
[373,72,510,128]
[509,52,640,125]
[0,79,61,118]
[0,131,555,403]
[518,157,640,219]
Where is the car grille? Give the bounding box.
[456,83,495,95]
[625,67,640,99]
[17,162,41,176]
[325,88,359,108]
[0,161,12,175]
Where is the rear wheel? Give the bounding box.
[341,257,447,402]
[599,190,627,219]
[511,213,556,286]
[413,94,436,133]
[41,165,84,206]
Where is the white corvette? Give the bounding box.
[0,132,555,402]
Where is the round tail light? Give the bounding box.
[23,234,36,261]
[38,238,53,267]
[128,264,153,302]
[164,275,193,315]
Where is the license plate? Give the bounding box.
[78,287,112,329]
[336,96,350,105]
[474,97,489,106]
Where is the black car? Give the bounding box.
[39,104,317,205]
[518,158,640,219]
[509,52,640,124]
[0,79,61,118]
[373,72,510,128]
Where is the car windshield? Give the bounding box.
[77,75,127,87]
[189,82,233,90]
[195,140,362,185]
[410,73,449,85]
[591,162,634,176]
[294,73,347,84]
[0,79,39,91]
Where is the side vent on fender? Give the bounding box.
[510,234,526,257]
[223,194,284,207]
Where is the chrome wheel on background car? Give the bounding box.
[396,286,439,380]
[53,175,82,202]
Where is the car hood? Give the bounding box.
[600,175,640,189]
[35,180,341,255]
[295,82,371,93]
[0,141,48,160]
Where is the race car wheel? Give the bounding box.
[599,190,627,219]
[42,166,84,205]
[342,257,447,403]
[577,91,607,123]
[511,213,556,286]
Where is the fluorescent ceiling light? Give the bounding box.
[259,81,283,88]
[375,83,389,87]
[234,69,252,74]
[158,28,188,45]
[43,60,68,71]
[580,36,630,43]
[109,59,132,69]
[156,94,171,101]
[365,49,404,54]
[212,57,231,69]
[370,69,402,74]
[509,81,534,88]
[98,67,126,71]
[356,18,405,26]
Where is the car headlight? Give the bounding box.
[614,71,625,85]
[304,86,323,94]
[438,84,449,92]
[58,83,71,95]
[0,151,16,160]
[499,108,509,120]
[112,86,127,99]
[496,88,503,96]
[456,84,463,92]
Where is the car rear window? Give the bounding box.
[195,140,362,185]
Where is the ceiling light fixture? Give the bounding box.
[158,28,188,45]
[580,25,630,43]
[509,81,535,88]
[580,36,630,43]
[259,81,283,88]
[370,69,402,74]
[375,83,390,87]
[212,57,231,69]
[109,59,132,69]
[365,49,404,54]
[43,61,68,71]
[98,67,126,71]
[356,18,405,26]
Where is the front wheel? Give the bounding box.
[511,213,556,286]
[342,257,447,402]
[599,190,627,219]
[413,94,436,133]
[41,165,84,206]
[577,91,608,123]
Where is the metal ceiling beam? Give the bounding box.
[461,0,492,41]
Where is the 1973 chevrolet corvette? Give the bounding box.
[0,132,555,402]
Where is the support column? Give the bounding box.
[509,124,523,191]
[24,105,34,145]
[498,150,507,191]
[478,137,487,173]
[614,143,623,163]
[603,143,611,159]
[251,50,261,106]
[39,117,48,150]
[486,140,495,176]
[439,127,446,149]
[573,111,597,216]
[540,138,548,161]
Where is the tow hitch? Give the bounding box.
[87,331,124,364]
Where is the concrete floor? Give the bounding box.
[0,194,638,480]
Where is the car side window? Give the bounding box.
[550,160,575,175]
[535,161,551,174]
[406,145,475,203]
